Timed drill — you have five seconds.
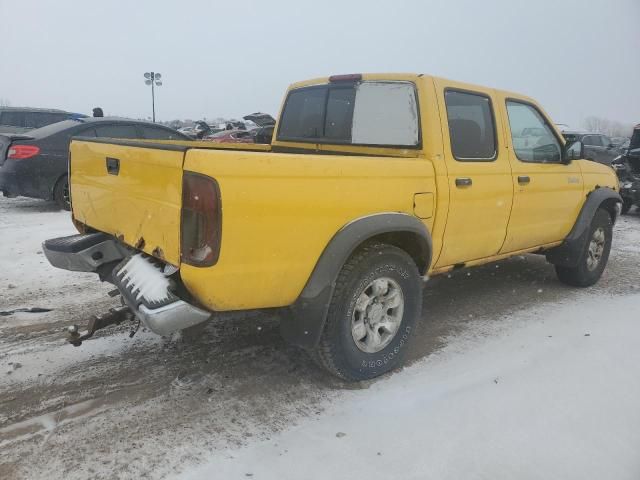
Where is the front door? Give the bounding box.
[434,82,513,268]
[499,98,584,252]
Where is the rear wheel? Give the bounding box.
[555,208,612,287]
[53,175,70,211]
[313,242,422,381]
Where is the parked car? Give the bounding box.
[611,136,630,150]
[612,124,640,214]
[0,117,190,209]
[204,129,255,143]
[562,131,620,164]
[43,73,620,382]
[244,112,276,144]
[0,107,87,134]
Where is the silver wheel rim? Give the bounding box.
[351,277,404,353]
[586,227,606,271]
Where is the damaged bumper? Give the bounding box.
[43,234,211,336]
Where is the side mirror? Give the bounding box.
[564,140,583,163]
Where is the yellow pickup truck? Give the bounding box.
[43,73,621,381]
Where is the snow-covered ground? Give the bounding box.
[1,196,640,480]
[182,294,640,480]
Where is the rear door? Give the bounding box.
[499,98,584,252]
[433,80,513,267]
[70,139,187,266]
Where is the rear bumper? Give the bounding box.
[0,159,53,200]
[43,233,211,336]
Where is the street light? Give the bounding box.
[144,72,163,122]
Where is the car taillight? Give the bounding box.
[181,172,221,267]
[7,145,40,159]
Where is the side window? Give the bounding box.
[95,125,138,139]
[25,112,68,129]
[601,135,612,147]
[141,126,180,140]
[277,87,326,139]
[505,101,561,163]
[444,90,497,161]
[0,111,25,127]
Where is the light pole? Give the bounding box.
[144,72,163,122]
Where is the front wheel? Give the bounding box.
[313,242,423,381]
[555,208,613,287]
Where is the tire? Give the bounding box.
[313,242,423,381]
[555,208,612,287]
[620,200,632,215]
[53,175,70,211]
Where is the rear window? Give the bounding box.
[140,126,182,140]
[95,125,139,139]
[444,90,497,160]
[277,81,419,147]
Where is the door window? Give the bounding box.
[583,135,602,147]
[506,101,561,163]
[444,90,497,161]
[95,125,139,139]
[0,111,25,127]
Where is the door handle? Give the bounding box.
[517,175,530,185]
[106,157,120,175]
[455,177,472,187]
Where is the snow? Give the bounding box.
[118,253,171,303]
[180,293,640,480]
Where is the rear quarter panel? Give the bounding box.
[181,149,436,310]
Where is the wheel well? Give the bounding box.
[599,197,620,223]
[364,231,431,275]
[52,173,68,199]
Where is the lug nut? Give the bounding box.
[67,325,79,334]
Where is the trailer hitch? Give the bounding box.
[66,305,133,346]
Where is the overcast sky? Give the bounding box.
[1,0,638,129]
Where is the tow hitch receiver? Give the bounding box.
[66,305,133,346]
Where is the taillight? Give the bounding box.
[7,144,40,160]
[181,172,221,267]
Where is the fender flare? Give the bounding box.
[280,213,432,348]
[546,187,621,267]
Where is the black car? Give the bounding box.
[0,117,190,209]
[0,107,87,134]
[612,124,640,214]
[562,131,620,165]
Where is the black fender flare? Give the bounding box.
[280,213,432,348]
[546,187,621,267]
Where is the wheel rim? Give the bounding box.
[63,181,70,207]
[351,277,404,353]
[586,227,606,271]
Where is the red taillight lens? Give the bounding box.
[181,172,221,267]
[7,144,40,160]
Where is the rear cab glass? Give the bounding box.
[276,80,420,148]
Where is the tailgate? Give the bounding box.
[70,138,187,266]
